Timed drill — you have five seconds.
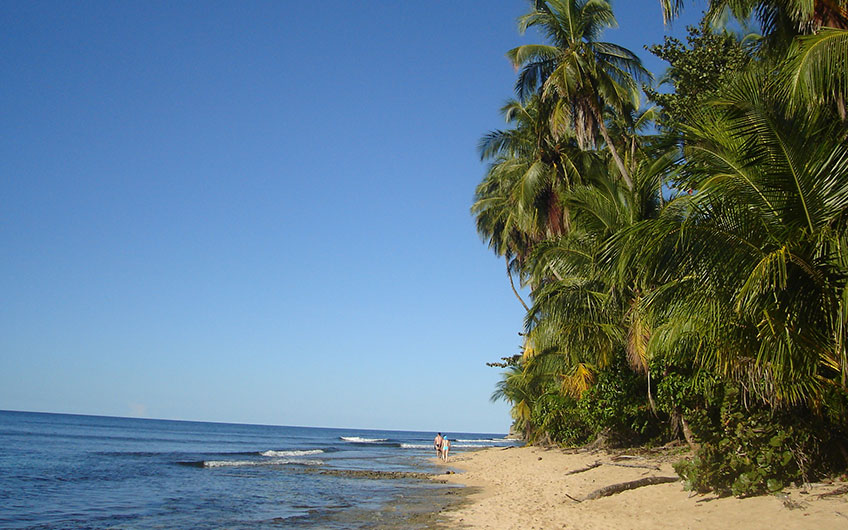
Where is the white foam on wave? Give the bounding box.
[260,449,324,457]
[400,443,430,449]
[340,436,388,443]
[202,459,324,468]
[455,439,512,443]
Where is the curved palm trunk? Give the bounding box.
[506,255,531,313]
[680,415,700,452]
[595,110,634,191]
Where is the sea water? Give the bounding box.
[0,410,514,529]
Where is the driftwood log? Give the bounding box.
[817,485,848,499]
[564,461,601,475]
[607,462,661,471]
[584,476,680,500]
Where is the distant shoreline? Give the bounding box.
[430,446,848,529]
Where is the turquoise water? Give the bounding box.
[0,410,513,528]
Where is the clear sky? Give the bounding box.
[1,1,702,433]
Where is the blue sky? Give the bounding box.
[1,1,702,433]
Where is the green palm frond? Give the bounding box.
[786,28,848,115]
[658,0,686,23]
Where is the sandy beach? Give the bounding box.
[432,446,848,529]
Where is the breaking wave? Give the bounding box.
[340,436,388,443]
[260,449,324,457]
[180,458,324,468]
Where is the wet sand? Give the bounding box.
[431,446,848,529]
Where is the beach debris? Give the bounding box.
[583,476,680,500]
[607,462,661,471]
[816,485,848,499]
[563,492,582,503]
[564,461,601,475]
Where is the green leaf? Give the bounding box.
[767,478,784,492]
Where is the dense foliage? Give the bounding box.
[477,0,848,497]
[644,21,750,129]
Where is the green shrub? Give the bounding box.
[674,385,845,497]
[577,359,663,446]
[531,391,592,446]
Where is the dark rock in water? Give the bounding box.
[507,424,524,440]
[313,469,436,480]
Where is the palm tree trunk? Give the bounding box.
[680,415,700,452]
[630,135,637,174]
[596,114,634,191]
[647,370,657,414]
[506,255,531,313]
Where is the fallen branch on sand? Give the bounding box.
[584,476,680,500]
[564,492,582,503]
[607,462,661,471]
[817,485,848,499]
[564,461,601,475]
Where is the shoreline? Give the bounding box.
[430,446,848,529]
[309,469,473,529]
[313,480,471,529]
[301,454,475,529]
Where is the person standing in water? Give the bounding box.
[433,433,443,458]
[441,437,451,462]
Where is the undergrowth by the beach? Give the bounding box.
[528,365,848,497]
[673,385,848,497]
[530,358,662,448]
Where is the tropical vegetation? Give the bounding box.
[476,0,848,496]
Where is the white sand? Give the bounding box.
[433,446,848,529]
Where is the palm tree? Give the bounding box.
[661,1,848,35]
[472,162,535,312]
[492,364,536,439]
[785,27,848,119]
[519,148,673,403]
[625,65,848,408]
[473,97,561,311]
[473,96,605,310]
[660,1,848,119]
[507,0,652,190]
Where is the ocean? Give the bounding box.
[0,410,515,529]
